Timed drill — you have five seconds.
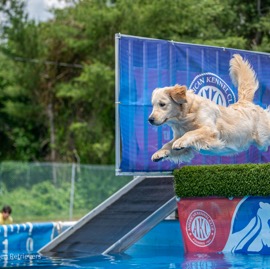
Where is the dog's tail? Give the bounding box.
[229,54,259,102]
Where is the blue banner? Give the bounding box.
[116,34,270,174]
[0,222,55,255]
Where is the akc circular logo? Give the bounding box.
[189,72,236,106]
[186,209,216,247]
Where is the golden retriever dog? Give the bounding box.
[148,54,270,163]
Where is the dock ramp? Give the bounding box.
[39,176,176,258]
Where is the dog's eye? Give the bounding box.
[159,102,166,107]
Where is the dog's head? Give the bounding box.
[148,84,187,126]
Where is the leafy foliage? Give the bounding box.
[174,163,270,198]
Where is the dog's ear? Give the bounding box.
[169,84,187,104]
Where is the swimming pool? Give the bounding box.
[1,220,270,268]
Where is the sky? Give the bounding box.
[26,0,70,22]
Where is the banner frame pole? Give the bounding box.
[115,33,121,175]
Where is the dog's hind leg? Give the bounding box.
[253,113,270,151]
[254,130,270,151]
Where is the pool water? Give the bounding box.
[3,220,270,268]
[3,249,270,268]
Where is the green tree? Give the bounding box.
[0,0,47,160]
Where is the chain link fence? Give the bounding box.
[0,162,132,223]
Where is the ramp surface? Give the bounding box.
[39,176,176,258]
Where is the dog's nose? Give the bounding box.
[148,117,155,125]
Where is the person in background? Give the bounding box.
[0,205,13,224]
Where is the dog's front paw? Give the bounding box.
[151,150,170,162]
[172,139,187,151]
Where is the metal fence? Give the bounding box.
[0,162,132,223]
